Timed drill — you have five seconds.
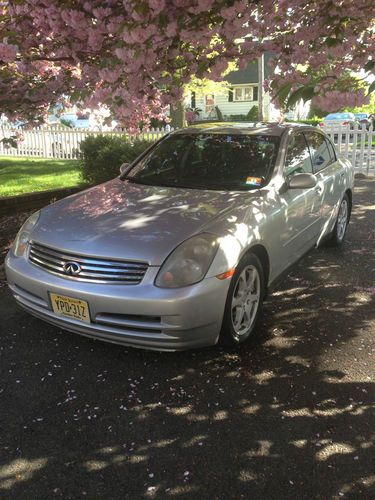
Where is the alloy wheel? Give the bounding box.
[337,198,348,241]
[231,265,260,336]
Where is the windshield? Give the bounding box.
[126,133,280,191]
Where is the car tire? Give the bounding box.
[219,252,265,347]
[326,193,350,247]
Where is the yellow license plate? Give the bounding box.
[50,293,91,324]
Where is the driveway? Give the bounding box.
[0,179,374,499]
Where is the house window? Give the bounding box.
[233,86,256,102]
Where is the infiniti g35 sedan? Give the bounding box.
[5,123,354,351]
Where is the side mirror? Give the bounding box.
[288,173,317,190]
[119,162,132,176]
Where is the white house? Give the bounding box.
[188,55,310,122]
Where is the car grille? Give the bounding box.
[28,241,148,284]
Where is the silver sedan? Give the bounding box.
[5,123,354,350]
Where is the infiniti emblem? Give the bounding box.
[63,261,82,276]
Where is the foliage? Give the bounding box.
[307,104,325,120]
[286,118,322,126]
[184,62,236,101]
[273,69,373,114]
[60,118,74,128]
[79,135,152,185]
[246,105,259,121]
[185,107,201,124]
[344,94,375,114]
[0,135,18,149]
[227,115,248,122]
[185,77,230,98]
[0,130,25,149]
[149,117,168,129]
[0,157,81,197]
[0,1,374,129]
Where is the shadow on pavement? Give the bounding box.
[0,179,374,499]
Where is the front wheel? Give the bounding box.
[219,253,265,347]
[327,194,350,247]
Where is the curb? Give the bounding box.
[0,185,89,216]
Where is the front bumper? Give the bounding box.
[5,251,230,351]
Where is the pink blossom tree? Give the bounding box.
[0,1,374,129]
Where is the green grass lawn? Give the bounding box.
[0,157,84,197]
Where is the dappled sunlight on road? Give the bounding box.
[0,458,48,491]
[0,274,374,497]
[0,179,374,498]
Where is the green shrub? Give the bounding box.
[246,105,259,121]
[149,117,168,129]
[79,135,153,185]
[227,114,248,122]
[286,118,322,126]
[60,118,74,128]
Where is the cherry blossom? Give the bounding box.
[0,0,373,129]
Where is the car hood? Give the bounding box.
[31,178,249,265]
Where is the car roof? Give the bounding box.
[325,112,355,119]
[172,122,312,137]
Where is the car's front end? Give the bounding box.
[4,179,241,351]
[5,124,283,351]
[5,243,229,351]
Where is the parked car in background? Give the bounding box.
[354,113,371,129]
[59,112,117,131]
[319,112,356,132]
[6,123,354,351]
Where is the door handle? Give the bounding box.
[315,185,323,194]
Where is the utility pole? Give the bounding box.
[258,54,264,122]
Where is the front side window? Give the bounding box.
[305,132,332,172]
[126,133,280,191]
[284,132,313,178]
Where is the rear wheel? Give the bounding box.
[327,194,350,247]
[219,253,265,347]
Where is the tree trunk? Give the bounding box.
[169,101,186,128]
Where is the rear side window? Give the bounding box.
[284,132,313,177]
[304,132,332,172]
[326,139,337,161]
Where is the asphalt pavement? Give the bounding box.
[0,179,374,499]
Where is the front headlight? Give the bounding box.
[12,211,40,257]
[155,233,219,288]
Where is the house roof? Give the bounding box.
[225,53,274,85]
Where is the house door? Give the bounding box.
[205,94,216,119]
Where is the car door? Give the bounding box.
[304,131,342,241]
[278,131,323,266]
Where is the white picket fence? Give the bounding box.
[0,125,174,160]
[0,122,374,174]
[321,123,375,175]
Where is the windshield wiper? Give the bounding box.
[123,177,235,191]
[123,177,205,190]
[122,177,157,186]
